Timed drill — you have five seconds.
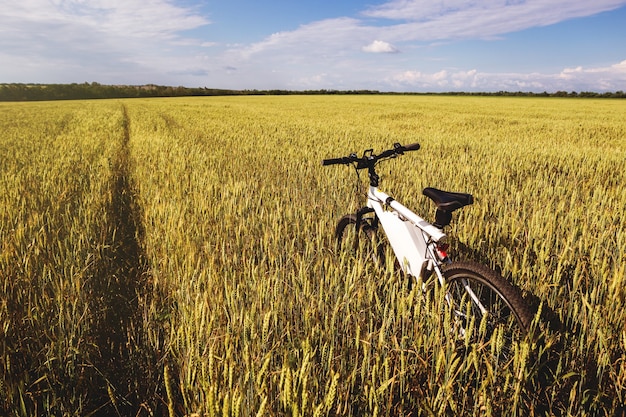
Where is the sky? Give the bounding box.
[1,0,626,92]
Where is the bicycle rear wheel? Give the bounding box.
[442,261,534,361]
[335,214,385,267]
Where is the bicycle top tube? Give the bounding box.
[322,142,420,187]
[368,186,447,242]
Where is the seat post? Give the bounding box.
[434,209,453,229]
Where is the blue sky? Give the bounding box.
[1,0,625,92]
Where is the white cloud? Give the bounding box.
[232,18,366,60]
[364,0,625,26]
[557,60,626,91]
[3,0,209,39]
[387,61,626,92]
[362,40,399,53]
[0,0,211,83]
[365,0,626,43]
[390,69,474,89]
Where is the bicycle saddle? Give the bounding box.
[423,187,474,212]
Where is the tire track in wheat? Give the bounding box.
[88,104,166,416]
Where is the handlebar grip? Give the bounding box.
[403,143,420,151]
[322,157,350,166]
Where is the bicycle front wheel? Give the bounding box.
[442,261,534,360]
[335,214,385,267]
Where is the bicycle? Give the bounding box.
[323,142,535,360]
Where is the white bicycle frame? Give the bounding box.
[368,185,446,277]
[368,185,490,317]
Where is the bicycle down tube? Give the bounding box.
[367,186,445,278]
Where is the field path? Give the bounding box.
[87,104,164,415]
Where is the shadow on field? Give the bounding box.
[86,106,171,416]
[454,240,620,414]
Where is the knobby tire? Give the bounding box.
[335,214,385,267]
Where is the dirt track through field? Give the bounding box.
[87,105,164,415]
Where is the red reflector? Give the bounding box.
[436,243,449,259]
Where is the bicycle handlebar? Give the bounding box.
[322,142,420,167]
[402,142,421,152]
[321,156,355,166]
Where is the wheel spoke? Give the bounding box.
[443,261,533,364]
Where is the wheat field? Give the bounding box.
[1,96,625,416]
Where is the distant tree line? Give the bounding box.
[0,83,241,101]
[1,82,624,101]
[423,90,626,98]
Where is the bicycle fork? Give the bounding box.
[428,242,488,320]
